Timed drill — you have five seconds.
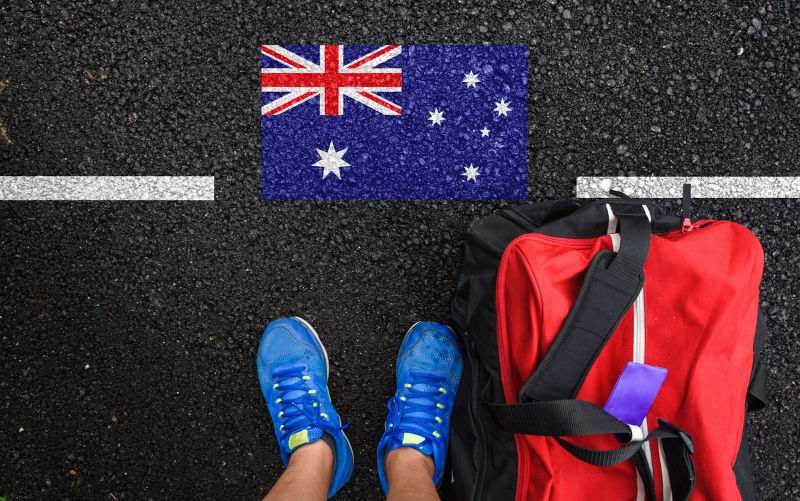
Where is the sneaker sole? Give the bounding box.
[290,316,354,483]
[291,316,329,377]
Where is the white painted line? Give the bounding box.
[0,176,215,200]
[577,176,800,198]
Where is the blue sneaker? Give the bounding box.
[257,317,354,499]
[376,321,463,495]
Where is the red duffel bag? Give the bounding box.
[445,191,767,501]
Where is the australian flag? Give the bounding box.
[261,45,528,200]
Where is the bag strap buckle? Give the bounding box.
[625,424,644,443]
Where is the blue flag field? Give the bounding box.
[260,44,528,200]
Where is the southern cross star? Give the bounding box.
[427,108,446,126]
[313,141,350,179]
[462,164,480,182]
[493,98,512,117]
[480,127,491,137]
[463,71,481,88]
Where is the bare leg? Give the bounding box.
[263,440,333,501]
[385,447,440,501]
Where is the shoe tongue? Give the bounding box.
[279,375,322,448]
[411,381,438,393]
[406,381,439,416]
[389,381,438,455]
[280,375,308,402]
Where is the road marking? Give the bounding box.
[577,176,800,198]
[0,176,214,200]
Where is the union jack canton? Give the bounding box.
[261,44,402,116]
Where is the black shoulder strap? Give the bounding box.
[518,205,652,402]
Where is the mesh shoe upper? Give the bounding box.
[257,317,353,499]
[376,321,464,495]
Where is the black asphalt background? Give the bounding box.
[1,1,799,499]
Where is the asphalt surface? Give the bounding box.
[1,1,799,500]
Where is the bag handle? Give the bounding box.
[483,394,696,501]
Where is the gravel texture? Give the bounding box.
[1,1,799,499]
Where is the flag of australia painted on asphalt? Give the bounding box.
[261,44,527,200]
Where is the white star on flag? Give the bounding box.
[463,71,481,88]
[428,108,446,126]
[462,164,480,182]
[313,142,350,179]
[493,98,512,117]
[480,127,491,137]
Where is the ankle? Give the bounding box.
[266,439,334,501]
[386,446,435,478]
[287,438,334,475]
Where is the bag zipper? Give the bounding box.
[466,336,490,500]
[499,207,539,232]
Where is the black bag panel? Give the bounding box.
[747,309,769,411]
[482,422,519,500]
[465,202,548,253]
[733,411,756,501]
[446,339,518,501]
[500,200,581,231]
[733,308,769,500]
[450,281,518,501]
[452,205,538,390]
[747,361,767,411]
[445,351,481,500]
[449,204,540,501]
[451,244,504,383]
